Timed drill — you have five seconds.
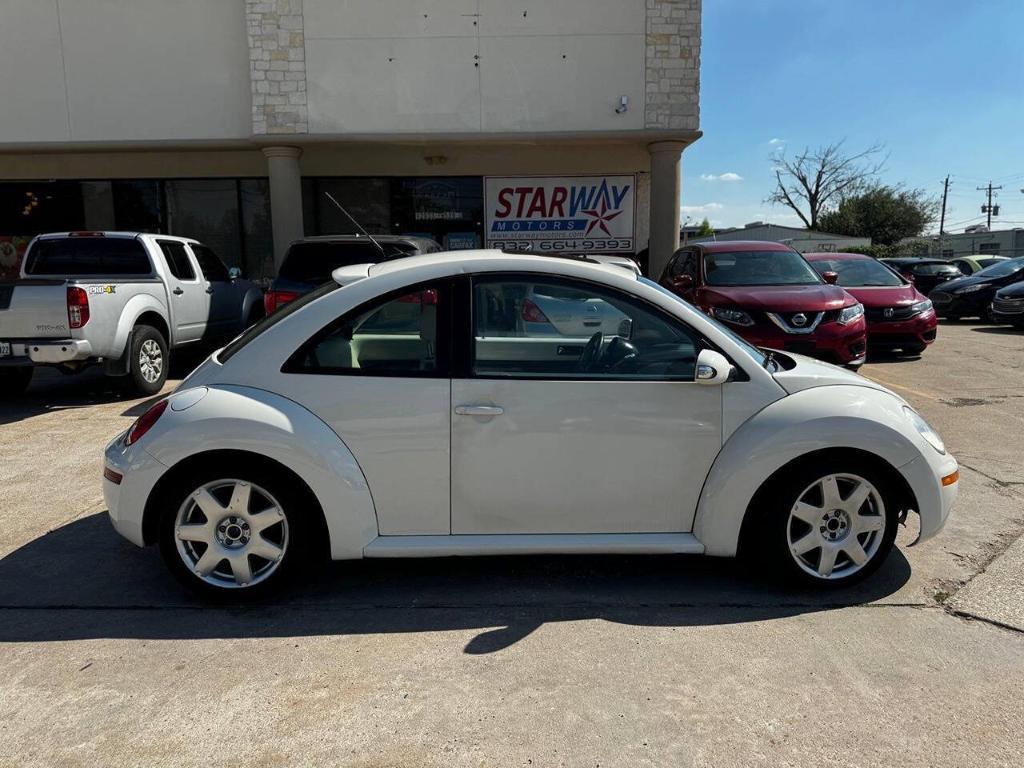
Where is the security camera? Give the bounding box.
[615,95,629,114]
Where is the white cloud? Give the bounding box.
[768,138,785,146]
[681,203,724,217]
[700,172,744,182]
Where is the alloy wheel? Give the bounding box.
[786,473,887,580]
[174,479,289,589]
[139,339,164,384]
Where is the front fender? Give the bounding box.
[142,384,378,559]
[693,385,930,556]
[111,293,169,358]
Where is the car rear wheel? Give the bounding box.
[124,324,168,396]
[755,460,900,588]
[158,463,310,600]
[0,366,33,396]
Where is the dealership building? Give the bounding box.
[0,0,701,282]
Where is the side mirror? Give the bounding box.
[906,272,916,284]
[695,349,733,386]
[228,267,241,280]
[822,271,839,285]
[672,273,694,291]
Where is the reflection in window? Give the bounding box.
[299,289,439,374]
[473,279,698,380]
[241,179,273,282]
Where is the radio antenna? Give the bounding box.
[323,192,389,260]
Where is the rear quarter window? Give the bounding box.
[25,237,152,276]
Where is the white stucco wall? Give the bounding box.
[0,0,251,144]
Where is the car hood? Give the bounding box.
[996,280,1024,298]
[934,274,992,293]
[701,284,851,310]
[771,353,899,398]
[839,284,923,307]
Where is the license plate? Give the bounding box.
[0,342,10,357]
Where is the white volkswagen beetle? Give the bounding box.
[102,250,958,598]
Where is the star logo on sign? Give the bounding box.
[581,200,623,236]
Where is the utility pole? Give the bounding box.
[938,175,950,255]
[977,182,1002,229]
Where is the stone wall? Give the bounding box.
[246,0,309,135]
[645,0,701,131]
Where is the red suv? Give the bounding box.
[658,241,867,367]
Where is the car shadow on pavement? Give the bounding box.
[0,512,912,654]
[970,326,1022,335]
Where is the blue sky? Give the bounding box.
[684,0,1024,233]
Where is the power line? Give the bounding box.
[977,182,1003,228]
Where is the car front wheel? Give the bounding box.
[158,465,307,600]
[758,461,900,588]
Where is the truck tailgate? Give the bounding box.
[0,280,71,338]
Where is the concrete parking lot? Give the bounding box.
[1,322,1022,767]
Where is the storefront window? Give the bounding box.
[391,177,483,250]
[305,178,391,237]
[240,179,273,283]
[165,179,242,271]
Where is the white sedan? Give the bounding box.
[103,250,959,598]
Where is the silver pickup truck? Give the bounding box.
[0,232,263,395]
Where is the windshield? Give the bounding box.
[280,241,417,283]
[809,257,904,287]
[703,250,822,286]
[975,256,1024,279]
[640,277,769,367]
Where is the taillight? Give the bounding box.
[521,297,550,324]
[67,286,90,328]
[264,289,299,314]
[125,399,168,446]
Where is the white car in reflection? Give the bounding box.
[103,250,958,598]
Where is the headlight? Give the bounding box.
[910,299,933,314]
[904,406,945,454]
[711,307,754,327]
[955,283,987,294]
[837,303,864,324]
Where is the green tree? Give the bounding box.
[696,217,715,237]
[818,185,938,246]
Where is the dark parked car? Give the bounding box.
[659,241,867,367]
[879,258,964,295]
[930,256,1024,321]
[264,235,441,313]
[991,281,1024,327]
[805,252,937,355]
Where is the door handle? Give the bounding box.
[454,405,504,417]
[172,287,184,295]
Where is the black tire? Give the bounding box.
[749,457,901,589]
[124,324,168,396]
[157,457,314,602]
[0,366,33,396]
[902,343,927,355]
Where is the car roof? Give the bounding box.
[35,231,195,243]
[363,248,638,281]
[881,257,949,265]
[692,240,796,253]
[289,234,438,247]
[803,252,872,261]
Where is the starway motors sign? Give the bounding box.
[484,175,636,253]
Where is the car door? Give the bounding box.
[155,239,209,344]
[276,282,452,535]
[451,274,723,535]
[188,243,237,338]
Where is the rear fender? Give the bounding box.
[693,385,923,556]
[141,384,377,559]
[111,293,169,358]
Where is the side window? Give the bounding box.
[669,250,697,280]
[157,241,196,281]
[190,244,231,282]
[473,277,699,380]
[291,286,443,375]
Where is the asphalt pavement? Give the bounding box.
[0,321,1021,767]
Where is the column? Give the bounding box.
[647,141,686,279]
[263,147,305,273]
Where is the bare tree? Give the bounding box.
[767,142,885,229]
